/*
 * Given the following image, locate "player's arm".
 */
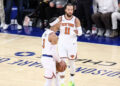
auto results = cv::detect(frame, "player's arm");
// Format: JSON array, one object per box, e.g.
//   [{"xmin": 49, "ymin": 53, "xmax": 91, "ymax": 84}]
[
  {"xmin": 74, "ymin": 18, "xmax": 82, "ymax": 36},
  {"xmin": 48, "ymin": 32, "xmax": 61, "ymax": 62},
  {"xmin": 49, "ymin": 16, "xmax": 62, "ymax": 31},
  {"xmin": 50, "ymin": 23, "xmax": 60, "ymax": 33}
]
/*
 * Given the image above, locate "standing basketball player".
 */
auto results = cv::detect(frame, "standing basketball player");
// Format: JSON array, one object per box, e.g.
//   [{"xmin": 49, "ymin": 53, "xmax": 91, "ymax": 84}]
[
  {"xmin": 41, "ymin": 18, "xmax": 63, "ymax": 86},
  {"xmin": 50, "ymin": 3, "xmax": 82, "ymax": 86}
]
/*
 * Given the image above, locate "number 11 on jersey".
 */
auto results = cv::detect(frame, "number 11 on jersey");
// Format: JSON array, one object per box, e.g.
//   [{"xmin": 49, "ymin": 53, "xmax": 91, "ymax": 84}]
[{"xmin": 65, "ymin": 27, "xmax": 70, "ymax": 34}]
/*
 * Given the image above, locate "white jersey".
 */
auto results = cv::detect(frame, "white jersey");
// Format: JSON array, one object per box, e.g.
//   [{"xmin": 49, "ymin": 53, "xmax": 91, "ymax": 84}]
[
  {"xmin": 41, "ymin": 29, "xmax": 58, "ymax": 79},
  {"xmin": 42, "ymin": 29, "xmax": 56, "ymax": 55},
  {"xmin": 59, "ymin": 15, "xmax": 77, "ymax": 44}
]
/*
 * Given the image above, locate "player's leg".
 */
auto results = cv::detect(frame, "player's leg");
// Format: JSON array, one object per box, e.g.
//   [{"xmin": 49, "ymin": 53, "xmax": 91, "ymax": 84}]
[
  {"xmin": 68, "ymin": 60, "xmax": 76, "ymax": 86},
  {"xmin": 41, "ymin": 57, "xmax": 56, "ymax": 86},
  {"xmin": 45, "ymin": 79, "xmax": 52, "ymax": 86},
  {"xmin": 59, "ymin": 58, "xmax": 67, "ymax": 86},
  {"xmin": 54, "ymin": 72, "xmax": 60, "ymax": 86},
  {"xmin": 58, "ymin": 44, "xmax": 68, "ymax": 86},
  {"xmin": 68, "ymin": 43, "xmax": 77, "ymax": 86}
]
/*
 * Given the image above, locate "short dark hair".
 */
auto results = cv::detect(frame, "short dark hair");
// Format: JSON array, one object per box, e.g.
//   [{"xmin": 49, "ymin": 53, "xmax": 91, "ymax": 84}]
[{"xmin": 64, "ymin": 3, "xmax": 74, "ymax": 10}]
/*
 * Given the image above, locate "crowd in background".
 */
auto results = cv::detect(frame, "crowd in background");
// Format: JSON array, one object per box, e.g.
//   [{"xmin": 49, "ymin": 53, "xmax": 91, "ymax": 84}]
[{"xmin": 0, "ymin": 0, "xmax": 120, "ymax": 38}]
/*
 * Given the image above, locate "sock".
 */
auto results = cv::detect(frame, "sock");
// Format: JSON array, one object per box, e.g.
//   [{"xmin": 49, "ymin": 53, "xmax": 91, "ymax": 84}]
[
  {"xmin": 45, "ymin": 79, "xmax": 52, "ymax": 86},
  {"xmin": 60, "ymin": 78, "xmax": 65, "ymax": 85},
  {"xmin": 59, "ymin": 70, "xmax": 65, "ymax": 85},
  {"xmin": 69, "ymin": 60, "xmax": 75, "ymax": 83},
  {"xmin": 55, "ymin": 73, "xmax": 60, "ymax": 86},
  {"xmin": 70, "ymin": 74, "xmax": 75, "ymax": 83}
]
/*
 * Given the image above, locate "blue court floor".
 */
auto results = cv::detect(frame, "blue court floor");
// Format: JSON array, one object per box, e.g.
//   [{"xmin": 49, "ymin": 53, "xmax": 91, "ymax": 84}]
[{"xmin": 0, "ymin": 24, "xmax": 120, "ymax": 46}]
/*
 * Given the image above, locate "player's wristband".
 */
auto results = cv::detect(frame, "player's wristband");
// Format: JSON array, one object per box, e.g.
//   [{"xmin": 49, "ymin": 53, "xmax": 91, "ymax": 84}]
[
  {"xmin": 49, "ymin": 18, "xmax": 59, "ymax": 26},
  {"xmin": 77, "ymin": 26, "xmax": 82, "ymax": 36}
]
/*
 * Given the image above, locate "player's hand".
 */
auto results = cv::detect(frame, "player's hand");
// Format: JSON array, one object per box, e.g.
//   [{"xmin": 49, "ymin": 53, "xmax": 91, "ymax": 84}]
[
  {"xmin": 49, "ymin": 2, "xmax": 55, "ymax": 7},
  {"xmin": 74, "ymin": 29, "xmax": 78, "ymax": 35},
  {"xmin": 56, "ymin": 60, "xmax": 64, "ymax": 66},
  {"xmin": 56, "ymin": 60, "xmax": 65, "ymax": 66}
]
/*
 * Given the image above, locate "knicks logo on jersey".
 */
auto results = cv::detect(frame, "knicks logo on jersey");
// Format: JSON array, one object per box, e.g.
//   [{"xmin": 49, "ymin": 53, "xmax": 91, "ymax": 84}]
[{"xmin": 61, "ymin": 23, "xmax": 75, "ymax": 27}]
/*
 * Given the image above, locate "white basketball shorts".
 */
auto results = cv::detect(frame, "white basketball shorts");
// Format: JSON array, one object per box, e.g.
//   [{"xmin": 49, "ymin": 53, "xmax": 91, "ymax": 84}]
[
  {"xmin": 58, "ymin": 42, "xmax": 77, "ymax": 60},
  {"xmin": 41, "ymin": 56, "xmax": 56, "ymax": 79}
]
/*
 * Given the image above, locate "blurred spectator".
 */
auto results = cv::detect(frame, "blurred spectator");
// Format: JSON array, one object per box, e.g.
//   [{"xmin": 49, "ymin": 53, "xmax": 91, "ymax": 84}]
[
  {"xmin": 24, "ymin": 0, "xmax": 68, "ymax": 29},
  {"xmin": 92, "ymin": 0, "xmax": 118, "ymax": 37},
  {"xmin": 4, "ymin": 0, "xmax": 23, "ymax": 30},
  {"xmin": 0, "ymin": 0, "xmax": 5, "ymax": 28},
  {"xmin": 110, "ymin": 0, "xmax": 120, "ymax": 37},
  {"xmin": 29, "ymin": 0, "xmax": 68, "ymax": 28},
  {"xmin": 75, "ymin": 0, "xmax": 93, "ymax": 36},
  {"xmin": 26, "ymin": 0, "xmax": 50, "ymax": 28},
  {"xmin": 35, "ymin": 0, "xmax": 50, "ymax": 28},
  {"xmin": 46, "ymin": 0, "xmax": 68, "ymax": 19},
  {"xmin": 28, "ymin": 0, "xmax": 39, "ymax": 9}
]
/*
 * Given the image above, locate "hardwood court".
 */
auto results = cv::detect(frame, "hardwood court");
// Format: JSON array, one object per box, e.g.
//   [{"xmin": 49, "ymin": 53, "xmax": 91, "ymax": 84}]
[{"xmin": 0, "ymin": 33, "xmax": 120, "ymax": 86}]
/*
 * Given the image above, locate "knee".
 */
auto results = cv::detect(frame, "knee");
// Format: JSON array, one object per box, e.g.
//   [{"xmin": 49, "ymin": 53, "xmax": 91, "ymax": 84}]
[
  {"xmin": 101, "ymin": 14, "xmax": 108, "ymax": 22},
  {"xmin": 112, "ymin": 12, "xmax": 119, "ymax": 19},
  {"xmin": 101, "ymin": 14, "xmax": 106, "ymax": 20},
  {"xmin": 92, "ymin": 13, "xmax": 100, "ymax": 22},
  {"xmin": 69, "ymin": 60, "xmax": 75, "ymax": 68}
]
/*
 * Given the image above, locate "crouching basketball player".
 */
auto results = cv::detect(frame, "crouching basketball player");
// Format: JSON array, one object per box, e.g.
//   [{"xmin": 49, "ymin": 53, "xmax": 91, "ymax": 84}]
[
  {"xmin": 41, "ymin": 18, "xmax": 65, "ymax": 86},
  {"xmin": 49, "ymin": 3, "xmax": 83, "ymax": 86}
]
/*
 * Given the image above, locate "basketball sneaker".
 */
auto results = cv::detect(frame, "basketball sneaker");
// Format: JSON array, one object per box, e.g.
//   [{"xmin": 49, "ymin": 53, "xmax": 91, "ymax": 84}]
[
  {"xmin": 104, "ymin": 29, "xmax": 111, "ymax": 37},
  {"xmin": 0, "ymin": 23, "xmax": 4, "ymax": 28},
  {"xmin": 61, "ymin": 83, "xmax": 65, "ymax": 86},
  {"xmin": 17, "ymin": 24, "xmax": 22, "ymax": 30},
  {"xmin": 68, "ymin": 81, "xmax": 75, "ymax": 86},
  {"xmin": 85, "ymin": 30, "xmax": 91, "ymax": 37},
  {"xmin": 3, "ymin": 24, "xmax": 9, "ymax": 30},
  {"xmin": 97, "ymin": 28, "xmax": 104, "ymax": 36}
]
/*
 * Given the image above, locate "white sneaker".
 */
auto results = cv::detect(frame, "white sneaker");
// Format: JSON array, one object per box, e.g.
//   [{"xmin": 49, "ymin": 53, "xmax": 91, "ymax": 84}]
[
  {"xmin": 3, "ymin": 24, "xmax": 9, "ymax": 30},
  {"xmin": 17, "ymin": 24, "xmax": 22, "ymax": 30},
  {"xmin": 85, "ymin": 30, "xmax": 91, "ymax": 37},
  {"xmin": 86, "ymin": 30, "xmax": 91, "ymax": 34},
  {"xmin": 97, "ymin": 29, "xmax": 104, "ymax": 36},
  {"xmin": 0, "ymin": 23, "xmax": 4, "ymax": 28},
  {"xmin": 104, "ymin": 29, "xmax": 111, "ymax": 37}
]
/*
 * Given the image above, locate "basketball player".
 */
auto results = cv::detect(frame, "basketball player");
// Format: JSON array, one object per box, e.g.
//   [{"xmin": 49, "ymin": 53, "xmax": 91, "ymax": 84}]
[
  {"xmin": 49, "ymin": 3, "xmax": 82, "ymax": 86},
  {"xmin": 41, "ymin": 18, "xmax": 64, "ymax": 86}
]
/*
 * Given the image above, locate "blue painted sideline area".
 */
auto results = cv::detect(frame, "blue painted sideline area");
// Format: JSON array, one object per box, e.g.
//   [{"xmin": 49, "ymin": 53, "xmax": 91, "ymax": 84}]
[{"xmin": 0, "ymin": 25, "xmax": 120, "ymax": 46}]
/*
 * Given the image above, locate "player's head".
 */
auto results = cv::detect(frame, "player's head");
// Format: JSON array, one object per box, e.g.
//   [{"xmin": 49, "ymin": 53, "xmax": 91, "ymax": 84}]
[{"xmin": 64, "ymin": 3, "xmax": 74, "ymax": 17}]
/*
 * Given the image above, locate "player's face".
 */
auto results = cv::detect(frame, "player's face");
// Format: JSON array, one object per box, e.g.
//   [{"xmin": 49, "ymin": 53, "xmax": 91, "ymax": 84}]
[{"xmin": 65, "ymin": 6, "xmax": 74, "ymax": 17}]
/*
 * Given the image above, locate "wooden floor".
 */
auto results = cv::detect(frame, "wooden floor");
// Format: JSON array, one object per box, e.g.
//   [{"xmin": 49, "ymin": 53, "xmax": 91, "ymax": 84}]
[{"xmin": 0, "ymin": 33, "xmax": 120, "ymax": 86}]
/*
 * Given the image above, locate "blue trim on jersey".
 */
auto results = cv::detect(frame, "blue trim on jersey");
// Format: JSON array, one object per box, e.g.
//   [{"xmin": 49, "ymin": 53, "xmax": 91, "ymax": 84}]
[{"xmin": 42, "ymin": 54, "xmax": 53, "ymax": 58}]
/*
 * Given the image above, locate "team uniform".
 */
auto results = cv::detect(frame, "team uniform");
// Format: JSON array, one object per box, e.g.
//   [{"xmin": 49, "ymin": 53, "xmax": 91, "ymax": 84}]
[
  {"xmin": 41, "ymin": 29, "xmax": 57, "ymax": 79},
  {"xmin": 58, "ymin": 15, "xmax": 78, "ymax": 60}
]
